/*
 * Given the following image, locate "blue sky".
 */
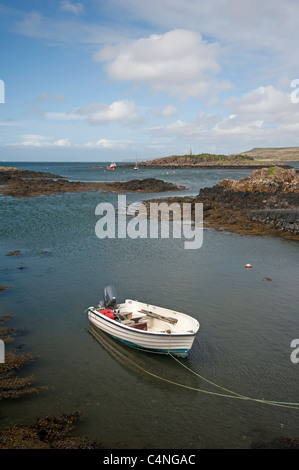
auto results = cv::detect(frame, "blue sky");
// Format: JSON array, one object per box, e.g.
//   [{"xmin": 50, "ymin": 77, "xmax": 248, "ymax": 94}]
[{"xmin": 1, "ymin": 0, "xmax": 299, "ymax": 161}]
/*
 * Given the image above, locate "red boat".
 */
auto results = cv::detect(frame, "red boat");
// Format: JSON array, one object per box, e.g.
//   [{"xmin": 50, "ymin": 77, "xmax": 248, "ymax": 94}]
[{"xmin": 107, "ymin": 162, "xmax": 117, "ymax": 170}]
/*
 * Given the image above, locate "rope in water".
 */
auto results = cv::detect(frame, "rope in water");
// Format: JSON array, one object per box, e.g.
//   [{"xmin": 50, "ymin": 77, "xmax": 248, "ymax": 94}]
[
  {"xmin": 169, "ymin": 353, "xmax": 299, "ymax": 409},
  {"xmin": 115, "ymin": 343, "xmax": 299, "ymax": 410},
  {"xmin": 86, "ymin": 309, "xmax": 299, "ymax": 410}
]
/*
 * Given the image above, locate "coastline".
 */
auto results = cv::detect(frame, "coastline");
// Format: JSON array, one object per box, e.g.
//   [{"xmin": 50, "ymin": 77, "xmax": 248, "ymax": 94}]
[
  {"xmin": 143, "ymin": 167, "xmax": 299, "ymax": 240},
  {"xmin": 137, "ymin": 163, "xmax": 294, "ymax": 170},
  {"xmin": 0, "ymin": 167, "xmax": 185, "ymax": 198},
  {"xmin": 1, "ymin": 164, "xmax": 298, "ymax": 240},
  {"xmin": 135, "ymin": 152, "xmax": 295, "ymax": 170}
]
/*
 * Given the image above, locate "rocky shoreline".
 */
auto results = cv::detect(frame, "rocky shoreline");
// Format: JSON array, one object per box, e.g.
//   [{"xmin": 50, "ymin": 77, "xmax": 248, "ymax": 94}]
[
  {"xmin": 0, "ymin": 167, "xmax": 185, "ymax": 198},
  {"xmin": 138, "ymin": 153, "xmax": 294, "ymax": 170},
  {"xmin": 145, "ymin": 167, "xmax": 299, "ymax": 240},
  {"xmin": 139, "ymin": 163, "xmax": 293, "ymax": 170}
]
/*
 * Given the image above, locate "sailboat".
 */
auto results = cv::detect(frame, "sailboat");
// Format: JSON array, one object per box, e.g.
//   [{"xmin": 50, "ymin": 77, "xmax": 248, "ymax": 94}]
[{"xmin": 134, "ymin": 154, "xmax": 139, "ymax": 170}]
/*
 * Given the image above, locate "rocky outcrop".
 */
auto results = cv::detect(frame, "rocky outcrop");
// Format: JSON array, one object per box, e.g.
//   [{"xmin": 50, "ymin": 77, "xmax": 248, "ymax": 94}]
[
  {"xmin": 217, "ymin": 166, "xmax": 299, "ymax": 194},
  {"xmin": 195, "ymin": 168, "xmax": 299, "ymax": 238},
  {"xmin": 145, "ymin": 167, "xmax": 299, "ymax": 240},
  {"xmin": 0, "ymin": 167, "xmax": 185, "ymax": 198},
  {"xmin": 100, "ymin": 178, "xmax": 185, "ymax": 193}
]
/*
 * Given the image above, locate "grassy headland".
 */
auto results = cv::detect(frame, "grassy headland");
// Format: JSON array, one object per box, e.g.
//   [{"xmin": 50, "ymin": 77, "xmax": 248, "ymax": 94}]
[{"xmin": 140, "ymin": 152, "xmax": 292, "ymax": 168}]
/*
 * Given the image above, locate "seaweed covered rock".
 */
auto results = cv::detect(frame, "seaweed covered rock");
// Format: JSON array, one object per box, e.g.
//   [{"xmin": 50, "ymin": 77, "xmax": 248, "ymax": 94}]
[
  {"xmin": 0, "ymin": 412, "xmax": 102, "ymax": 449},
  {"xmin": 101, "ymin": 178, "xmax": 185, "ymax": 193},
  {"xmin": 0, "ymin": 315, "xmax": 48, "ymax": 400},
  {"xmin": 0, "ymin": 166, "xmax": 185, "ymax": 198},
  {"xmin": 218, "ymin": 167, "xmax": 299, "ymax": 194}
]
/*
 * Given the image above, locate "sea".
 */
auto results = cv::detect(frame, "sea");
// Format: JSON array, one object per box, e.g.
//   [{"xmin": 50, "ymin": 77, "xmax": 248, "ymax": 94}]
[{"xmin": 0, "ymin": 161, "xmax": 298, "ymax": 449}]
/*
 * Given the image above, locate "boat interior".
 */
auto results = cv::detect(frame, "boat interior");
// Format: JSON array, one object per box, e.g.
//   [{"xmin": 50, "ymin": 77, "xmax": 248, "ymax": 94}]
[{"xmin": 96, "ymin": 286, "xmax": 197, "ymax": 335}]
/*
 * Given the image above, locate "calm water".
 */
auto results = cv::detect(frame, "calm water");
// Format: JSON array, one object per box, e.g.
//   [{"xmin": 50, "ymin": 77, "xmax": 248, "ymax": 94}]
[{"xmin": 0, "ymin": 162, "xmax": 298, "ymax": 449}]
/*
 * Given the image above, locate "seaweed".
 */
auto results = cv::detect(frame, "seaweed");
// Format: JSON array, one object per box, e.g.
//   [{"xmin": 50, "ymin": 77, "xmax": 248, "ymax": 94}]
[{"xmin": 0, "ymin": 412, "xmax": 102, "ymax": 449}]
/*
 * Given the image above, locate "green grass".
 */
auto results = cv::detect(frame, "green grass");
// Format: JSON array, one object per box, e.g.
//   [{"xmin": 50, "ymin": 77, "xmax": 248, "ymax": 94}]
[{"xmin": 156, "ymin": 153, "xmax": 254, "ymax": 162}]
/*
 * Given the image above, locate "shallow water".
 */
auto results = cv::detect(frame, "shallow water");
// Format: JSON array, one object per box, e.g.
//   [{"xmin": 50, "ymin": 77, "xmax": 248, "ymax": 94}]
[{"xmin": 0, "ymin": 162, "xmax": 298, "ymax": 449}]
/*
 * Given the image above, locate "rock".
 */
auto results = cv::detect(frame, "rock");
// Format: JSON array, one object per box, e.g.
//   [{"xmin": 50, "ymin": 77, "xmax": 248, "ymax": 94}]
[
  {"xmin": 5, "ymin": 251, "xmax": 22, "ymax": 256},
  {"xmin": 144, "ymin": 167, "xmax": 299, "ymax": 240},
  {"xmin": 0, "ymin": 167, "xmax": 185, "ymax": 198}
]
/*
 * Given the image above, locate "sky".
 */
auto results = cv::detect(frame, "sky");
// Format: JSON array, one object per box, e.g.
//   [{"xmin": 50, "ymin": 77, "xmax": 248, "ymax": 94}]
[{"xmin": 0, "ymin": 0, "xmax": 299, "ymax": 162}]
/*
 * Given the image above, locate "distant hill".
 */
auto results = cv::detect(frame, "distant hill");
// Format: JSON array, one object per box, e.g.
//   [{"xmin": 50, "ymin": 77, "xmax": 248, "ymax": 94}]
[
  {"xmin": 142, "ymin": 153, "xmax": 256, "ymax": 167},
  {"xmin": 141, "ymin": 152, "xmax": 291, "ymax": 168},
  {"xmin": 240, "ymin": 147, "xmax": 299, "ymax": 161}
]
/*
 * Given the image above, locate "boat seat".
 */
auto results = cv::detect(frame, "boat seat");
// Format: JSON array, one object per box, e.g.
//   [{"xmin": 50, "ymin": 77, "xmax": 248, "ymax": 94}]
[
  {"xmin": 131, "ymin": 317, "xmax": 144, "ymax": 323},
  {"xmin": 122, "ymin": 319, "xmax": 135, "ymax": 327}
]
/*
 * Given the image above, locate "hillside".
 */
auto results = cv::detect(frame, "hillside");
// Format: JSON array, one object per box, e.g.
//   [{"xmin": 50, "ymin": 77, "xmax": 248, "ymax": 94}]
[
  {"xmin": 141, "ymin": 153, "xmax": 290, "ymax": 168},
  {"xmin": 240, "ymin": 147, "xmax": 299, "ymax": 161}
]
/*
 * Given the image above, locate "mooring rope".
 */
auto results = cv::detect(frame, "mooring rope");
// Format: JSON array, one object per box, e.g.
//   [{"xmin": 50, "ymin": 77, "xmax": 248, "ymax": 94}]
[
  {"xmin": 168, "ymin": 354, "xmax": 299, "ymax": 409},
  {"xmin": 114, "ymin": 343, "xmax": 299, "ymax": 410},
  {"xmin": 86, "ymin": 310, "xmax": 299, "ymax": 410}
]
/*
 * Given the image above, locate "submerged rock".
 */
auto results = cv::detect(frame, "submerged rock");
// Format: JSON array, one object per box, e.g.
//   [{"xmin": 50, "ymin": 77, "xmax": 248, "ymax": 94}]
[
  {"xmin": 0, "ymin": 317, "xmax": 102, "ymax": 449},
  {"xmin": 0, "ymin": 412, "xmax": 102, "ymax": 449}
]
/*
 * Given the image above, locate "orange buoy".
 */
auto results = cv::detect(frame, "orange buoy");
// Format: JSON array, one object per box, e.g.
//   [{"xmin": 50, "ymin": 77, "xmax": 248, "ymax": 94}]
[{"xmin": 245, "ymin": 264, "xmax": 252, "ymax": 269}]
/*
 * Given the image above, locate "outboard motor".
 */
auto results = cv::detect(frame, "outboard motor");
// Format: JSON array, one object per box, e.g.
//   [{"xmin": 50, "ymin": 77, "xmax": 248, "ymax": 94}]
[{"xmin": 103, "ymin": 285, "xmax": 117, "ymax": 309}]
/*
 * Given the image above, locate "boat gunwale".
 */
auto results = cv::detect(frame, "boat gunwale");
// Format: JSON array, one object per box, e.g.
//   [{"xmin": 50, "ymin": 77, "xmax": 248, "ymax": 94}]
[{"xmin": 88, "ymin": 308, "xmax": 199, "ymax": 338}]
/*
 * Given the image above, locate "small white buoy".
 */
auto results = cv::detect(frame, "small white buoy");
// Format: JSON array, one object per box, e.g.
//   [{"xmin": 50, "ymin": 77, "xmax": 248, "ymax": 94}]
[{"xmin": 245, "ymin": 263, "xmax": 252, "ymax": 269}]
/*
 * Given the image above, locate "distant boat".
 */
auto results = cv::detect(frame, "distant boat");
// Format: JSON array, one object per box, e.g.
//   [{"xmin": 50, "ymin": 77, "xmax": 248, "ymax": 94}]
[
  {"xmin": 85, "ymin": 285, "xmax": 200, "ymax": 358},
  {"xmin": 134, "ymin": 154, "xmax": 139, "ymax": 170},
  {"xmin": 107, "ymin": 162, "xmax": 117, "ymax": 170}
]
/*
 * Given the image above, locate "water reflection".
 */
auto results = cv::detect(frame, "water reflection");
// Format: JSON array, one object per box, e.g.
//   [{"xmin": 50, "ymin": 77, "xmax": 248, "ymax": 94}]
[{"xmin": 87, "ymin": 321, "xmax": 204, "ymax": 394}]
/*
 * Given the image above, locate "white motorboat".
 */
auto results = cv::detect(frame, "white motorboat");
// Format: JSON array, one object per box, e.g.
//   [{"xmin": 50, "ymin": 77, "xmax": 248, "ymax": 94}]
[{"xmin": 85, "ymin": 286, "xmax": 199, "ymax": 358}]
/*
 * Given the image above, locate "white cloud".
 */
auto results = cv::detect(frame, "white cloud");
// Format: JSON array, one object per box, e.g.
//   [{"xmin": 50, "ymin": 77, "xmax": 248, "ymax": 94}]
[
  {"xmin": 94, "ymin": 29, "xmax": 231, "ymax": 100},
  {"xmin": 101, "ymin": 0, "xmax": 299, "ymax": 83},
  {"xmin": 53, "ymin": 138, "xmax": 72, "ymax": 147},
  {"xmin": 60, "ymin": 1, "xmax": 84, "ymax": 15},
  {"xmin": 223, "ymin": 85, "xmax": 299, "ymax": 129},
  {"xmin": 159, "ymin": 105, "xmax": 178, "ymax": 117},
  {"xmin": 76, "ymin": 100, "xmax": 142, "ymax": 125},
  {"xmin": 149, "ymin": 84, "xmax": 299, "ymax": 148},
  {"xmin": 107, "ymin": 0, "xmax": 299, "ymax": 54},
  {"xmin": 38, "ymin": 100, "xmax": 143, "ymax": 126},
  {"xmin": 7, "ymin": 134, "xmax": 131, "ymax": 150},
  {"xmin": 15, "ymin": 134, "xmax": 50, "ymax": 147},
  {"xmin": 212, "ymin": 119, "xmax": 265, "ymax": 137},
  {"xmin": 8, "ymin": 134, "xmax": 72, "ymax": 148},
  {"xmin": 84, "ymin": 139, "xmax": 132, "ymax": 149}
]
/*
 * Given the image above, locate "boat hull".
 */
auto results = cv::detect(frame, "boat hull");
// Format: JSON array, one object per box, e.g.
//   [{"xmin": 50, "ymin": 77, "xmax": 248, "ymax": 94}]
[{"xmin": 88, "ymin": 307, "xmax": 198, "ymax": 358}]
